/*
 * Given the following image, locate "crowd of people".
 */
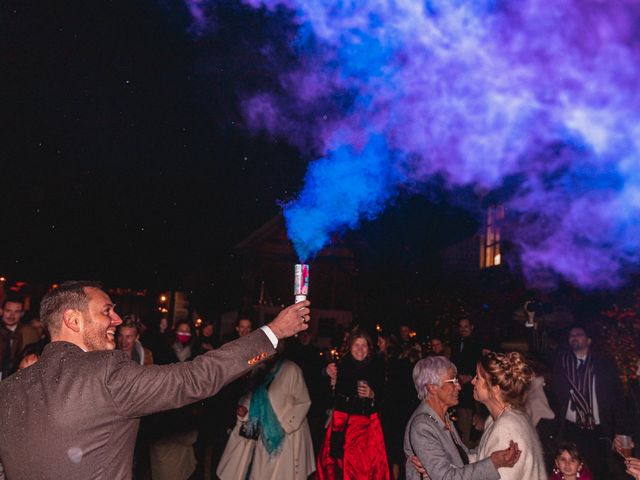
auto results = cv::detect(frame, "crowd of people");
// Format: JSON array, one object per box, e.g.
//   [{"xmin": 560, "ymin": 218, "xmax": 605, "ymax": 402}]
[{"xmin": 1, "ymin": 285, "xmax": 640, "ymax": 479}]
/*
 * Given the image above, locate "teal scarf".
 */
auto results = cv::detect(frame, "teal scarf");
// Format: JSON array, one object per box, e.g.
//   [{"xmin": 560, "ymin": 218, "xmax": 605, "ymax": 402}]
[{"xmin": 245, "ymin": 359, "xmax": 285, "ymax": 455}]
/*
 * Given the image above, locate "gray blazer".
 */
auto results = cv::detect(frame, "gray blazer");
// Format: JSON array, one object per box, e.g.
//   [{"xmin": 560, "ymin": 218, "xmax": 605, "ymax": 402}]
[
  {"xmin": 404, "ymin": 402, "xmax": 500, "ymax": 480},
  {"xmin": 0, "ymin": 329, "xmax": 275, "ymax": 480}
]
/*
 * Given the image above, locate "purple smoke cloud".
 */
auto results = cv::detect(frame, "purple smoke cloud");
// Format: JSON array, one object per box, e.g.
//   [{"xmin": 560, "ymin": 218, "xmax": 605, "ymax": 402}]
[{"xmin": 187, "ymin": 0, "xmax": 640, "ymax": 288}]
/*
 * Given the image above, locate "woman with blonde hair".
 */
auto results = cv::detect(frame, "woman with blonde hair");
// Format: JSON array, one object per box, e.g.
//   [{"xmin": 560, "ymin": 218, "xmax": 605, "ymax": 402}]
[{"xmin": 473, "ymin": 351, "xmax": 547, "ymax": 480}]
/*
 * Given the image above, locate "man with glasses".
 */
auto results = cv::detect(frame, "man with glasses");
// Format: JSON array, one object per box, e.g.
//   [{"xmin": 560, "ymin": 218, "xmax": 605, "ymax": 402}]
[{"xmin": 551, "ymin": 324, "xmax": 629, "ymax": 478}]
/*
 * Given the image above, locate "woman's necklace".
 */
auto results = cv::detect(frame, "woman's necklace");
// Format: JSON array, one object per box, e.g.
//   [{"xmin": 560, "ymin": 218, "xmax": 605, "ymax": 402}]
[{"xmin": 496, "ymin": 403, "xmax": 511, "ymax": 419}]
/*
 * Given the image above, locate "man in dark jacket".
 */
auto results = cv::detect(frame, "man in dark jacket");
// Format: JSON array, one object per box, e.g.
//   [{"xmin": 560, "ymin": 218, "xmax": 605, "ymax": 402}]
[
  {"xmin": 0, "ymin": 294, "xmax": 40, "ymax": 378},
  {"xmin": 0, "ymin": 280, "xmax": 310, "ymax": 480},
  {"xmin": 451, "ymin": 317, "xmax": 486, "ymax": 447},
  {"xmin": 550, "ymin": 324, "xmax": 629, "ymax": 478}
]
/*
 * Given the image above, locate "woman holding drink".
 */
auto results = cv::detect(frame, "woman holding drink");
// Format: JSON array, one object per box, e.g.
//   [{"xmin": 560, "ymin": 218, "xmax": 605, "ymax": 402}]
[
  {"xmin": 317, "ymin": 329, "xmax": 389, "ymax": 479},
  {"xmin": 614, "ymin": 434, "xmax": 639, "ymax": 478}
]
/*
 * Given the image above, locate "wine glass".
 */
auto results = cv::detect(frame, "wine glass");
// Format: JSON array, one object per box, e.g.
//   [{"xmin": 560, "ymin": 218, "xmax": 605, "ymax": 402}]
[{"xmin": 619, "ymin": 435, "xmax": 634, "ymax": 459}]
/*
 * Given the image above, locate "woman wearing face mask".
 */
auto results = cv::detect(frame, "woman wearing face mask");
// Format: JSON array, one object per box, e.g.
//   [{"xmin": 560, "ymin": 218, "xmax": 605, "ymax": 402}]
[
  {"xmin": 171, "ymin": 321, "xmax": 199, "ymax": 362},
  {"xmin": 317, "ymin": 328, "xmax": 389, "ymax": 479},
  {"xmin": 148, "ymin": 321, "xmax": 201, "ymax": 480}
]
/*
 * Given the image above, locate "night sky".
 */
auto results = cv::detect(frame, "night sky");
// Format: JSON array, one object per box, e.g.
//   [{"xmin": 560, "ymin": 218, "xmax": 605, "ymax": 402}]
[{"xmin": 0, "ymin": 0, "xmax": 476, "ymax": 310}]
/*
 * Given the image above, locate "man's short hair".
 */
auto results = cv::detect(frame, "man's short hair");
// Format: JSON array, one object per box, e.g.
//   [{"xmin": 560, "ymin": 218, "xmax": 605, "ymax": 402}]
[
  {"xmin": 2, "ymin": 293, "xmax": 24, "ymax": 309},
  {"xmin": 40, "ymin": 281, "xmax": 102, "ymax": 336},
  {"xmin": 567, "ymin": 323, "xmax": 592, "ymax": 339}
]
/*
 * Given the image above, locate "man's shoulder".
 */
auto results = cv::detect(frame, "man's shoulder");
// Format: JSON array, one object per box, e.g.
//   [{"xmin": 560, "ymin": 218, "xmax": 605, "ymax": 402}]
[
  {"xmin": 82, "ymin": 349, "xmax": 135, "ymax": 374},
  {"xmin": 0, "ymin": 355, "xmax": 45, "ymax": 395},
  {"xmin": 40, "ymin": 342, "xmax": 131, "ymax": 373},
  {"xmin": 0, "ymin": 369, "xmax": 19, "ymax": 394},
  {"xmin": 591, "ymin": 352, "xmax": 619, "ymax": 371},
  {"xmin": 0, "ymin": 325, "xmax": 12, "ymax": 340},
  {"xmin": 591, "ymin": 350, "xmax": 613, "ymax": 362}
]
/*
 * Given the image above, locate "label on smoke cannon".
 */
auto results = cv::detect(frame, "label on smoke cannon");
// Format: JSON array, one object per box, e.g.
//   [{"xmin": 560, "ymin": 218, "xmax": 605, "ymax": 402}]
[{"xmin": 294, "ymin": 264, "xmax": 309, "ymax": 302}]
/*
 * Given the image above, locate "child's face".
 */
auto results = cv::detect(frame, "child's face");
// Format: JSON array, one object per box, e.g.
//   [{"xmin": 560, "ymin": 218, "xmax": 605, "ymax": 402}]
[{"xmin": 556, "ymin": 450, "xmax": 581, "ymax": 477}]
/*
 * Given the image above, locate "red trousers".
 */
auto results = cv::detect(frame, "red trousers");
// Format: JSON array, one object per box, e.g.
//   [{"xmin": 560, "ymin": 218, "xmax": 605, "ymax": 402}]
[{"xmin": 317, "ymin": 410, "xmax": 389, "ymax": 480}]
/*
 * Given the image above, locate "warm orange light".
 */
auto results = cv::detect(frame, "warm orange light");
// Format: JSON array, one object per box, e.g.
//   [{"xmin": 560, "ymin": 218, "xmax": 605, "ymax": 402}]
[
  {"xmin": 160, "ymin": 295, "xmax": 167, "ymax": 303},
  {"xmin": 195, "ymin": 318, "xmax": 203, "ymax": 328},
  {"xmin": 494, "ymin": 254, "xmax": 501, "ymax": 265},
  {"xmin": 0, "ymin": 277, "xmax": 5, "ymax": 282},
  {"xmin": 409, "ymin": 330, "xmax": 417, "ymax": 338},
  {"xmin": 375, "ymin": 324, "xmax": 382, "ymax": 333}
]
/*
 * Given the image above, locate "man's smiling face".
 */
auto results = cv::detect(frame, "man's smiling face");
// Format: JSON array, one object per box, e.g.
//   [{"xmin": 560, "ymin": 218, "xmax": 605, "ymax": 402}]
[{"xmin": 81, "ymin": 287, "xmax": 122, "ymax": 351}]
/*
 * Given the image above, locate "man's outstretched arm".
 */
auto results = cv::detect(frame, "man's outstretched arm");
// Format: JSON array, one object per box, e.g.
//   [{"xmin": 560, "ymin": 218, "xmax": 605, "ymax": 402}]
[{"xmin": 108, "ymin": 300, "xmax": 310, "ymax": 418}]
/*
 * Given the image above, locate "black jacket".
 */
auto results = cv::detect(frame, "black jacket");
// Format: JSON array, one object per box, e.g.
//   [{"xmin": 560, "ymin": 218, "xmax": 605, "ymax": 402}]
[
  {"xmin": 451, "ymin": 334, "xmax": 485, "ymax": 409},
  {"xmin": 334, "ymin": 354, "xmax": 385, "ymax": 415},
  {"xmin": 550, "ymin": 350, "xmax": 629, "ymax": 439}
]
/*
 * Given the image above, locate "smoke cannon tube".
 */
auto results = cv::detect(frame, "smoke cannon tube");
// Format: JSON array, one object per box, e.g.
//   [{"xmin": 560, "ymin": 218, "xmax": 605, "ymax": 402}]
[{"xmin": 294, "ymin": 264, "xmax": 309, "ymax": 304}]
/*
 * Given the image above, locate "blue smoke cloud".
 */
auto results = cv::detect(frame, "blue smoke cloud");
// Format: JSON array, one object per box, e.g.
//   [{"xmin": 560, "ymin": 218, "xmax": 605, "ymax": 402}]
[
  {"xmin": 284, "ymin": 135, "xmax": 405, "ymax": 261},
  {"xmin": 187, "ymin": 0, "xmax": 640, "ymax": 288}
]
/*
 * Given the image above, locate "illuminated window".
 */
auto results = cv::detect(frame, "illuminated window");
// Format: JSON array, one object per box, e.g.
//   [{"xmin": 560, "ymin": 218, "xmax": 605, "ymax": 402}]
[{"xmin": 480, "ymin": 204, "xmax": 504, "ymax": 269}]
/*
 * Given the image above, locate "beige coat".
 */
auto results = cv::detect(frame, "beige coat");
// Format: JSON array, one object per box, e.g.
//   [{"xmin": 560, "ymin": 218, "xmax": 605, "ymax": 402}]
[
  {"xmin": 477, "ymin": 409, "xmax": 548, "ymax": 480},
  {"xmin": 217, "ymin": 359, "xmax": 316, "ymax": 480}
]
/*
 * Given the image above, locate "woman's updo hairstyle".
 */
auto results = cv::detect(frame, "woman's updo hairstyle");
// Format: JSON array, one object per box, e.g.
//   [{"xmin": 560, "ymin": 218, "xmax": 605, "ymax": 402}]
[{"xmin": 478, "ymin": 351, "xmax": 534, "ymax": 408}]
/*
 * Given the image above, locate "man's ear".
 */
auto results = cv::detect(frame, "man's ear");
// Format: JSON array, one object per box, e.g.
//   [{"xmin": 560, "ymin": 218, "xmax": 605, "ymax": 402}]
[{"xmin": 62, "ymin": 309, "xmax": 82, "ymax": 333}]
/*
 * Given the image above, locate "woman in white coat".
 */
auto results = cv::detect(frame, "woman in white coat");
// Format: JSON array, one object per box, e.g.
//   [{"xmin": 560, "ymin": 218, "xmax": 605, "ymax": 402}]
[
  {"xmin": 217, "ymin": 356, "xmax": 316, "ymax": 480},
  {"xmin": 473, "ymin": 351, "xmax": 547, "ymax": 480}
]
